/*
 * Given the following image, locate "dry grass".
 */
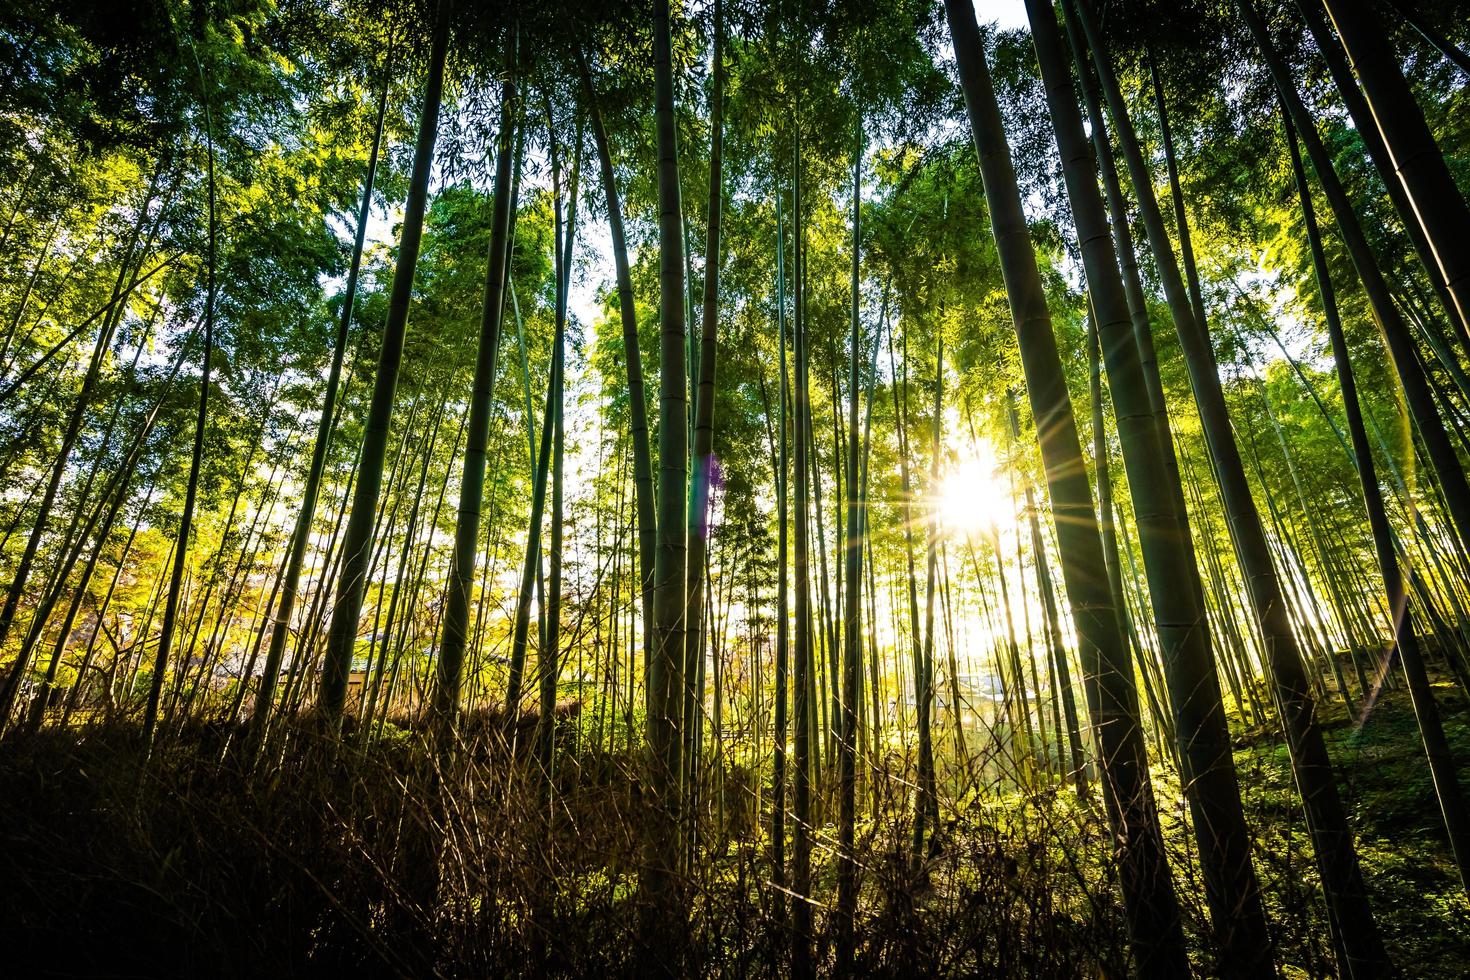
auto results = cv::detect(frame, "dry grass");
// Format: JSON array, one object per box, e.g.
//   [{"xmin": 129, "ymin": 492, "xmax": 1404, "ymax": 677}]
[
  {"xmin": 0, "ymin": 716, "xmax": 1115, "ymax": 978},
  {"xmin": 2, "ymin": 680, "xmax": 1468, "ymax": 977}
]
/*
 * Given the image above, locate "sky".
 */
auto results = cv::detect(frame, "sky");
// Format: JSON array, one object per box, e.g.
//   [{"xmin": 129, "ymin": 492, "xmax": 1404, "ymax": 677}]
[{"xmin": 978, "ymin": 0, "xmax": 1030, "ymax": 31}]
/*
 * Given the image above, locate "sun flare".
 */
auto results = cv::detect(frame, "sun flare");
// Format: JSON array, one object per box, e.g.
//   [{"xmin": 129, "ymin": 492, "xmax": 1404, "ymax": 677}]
[{"xmin": 936, "ymin": 441, "xmax": 1015, "ymax": 536}]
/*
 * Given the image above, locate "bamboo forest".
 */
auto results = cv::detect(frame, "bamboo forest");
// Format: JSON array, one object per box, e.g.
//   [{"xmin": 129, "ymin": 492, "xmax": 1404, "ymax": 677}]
[{"xmin": 4, "ymin": 0, "xmax": 1470, "ymax": 975}]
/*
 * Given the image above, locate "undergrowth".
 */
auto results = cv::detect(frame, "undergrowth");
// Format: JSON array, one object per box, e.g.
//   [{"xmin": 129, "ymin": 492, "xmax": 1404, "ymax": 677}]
[{"xmin": 0, "ymin": 681, "xmax": 1466, "ymax": 977}]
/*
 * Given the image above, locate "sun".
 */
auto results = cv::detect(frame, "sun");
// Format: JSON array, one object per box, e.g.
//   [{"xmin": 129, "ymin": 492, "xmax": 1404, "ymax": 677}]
[{"xmin": 936, "ymin": 441, "xmax": 1015, "ymax": 536}]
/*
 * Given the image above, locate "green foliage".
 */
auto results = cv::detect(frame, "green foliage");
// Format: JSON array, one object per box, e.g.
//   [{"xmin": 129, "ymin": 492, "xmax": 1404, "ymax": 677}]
[{"xmin": 2, "ymin": 0, "xmax": 1470, "ymax": 972}]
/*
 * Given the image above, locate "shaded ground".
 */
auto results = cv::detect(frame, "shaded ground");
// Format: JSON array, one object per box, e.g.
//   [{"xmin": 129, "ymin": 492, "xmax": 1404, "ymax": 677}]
[
  {"xmin": 1233, "ymin": 673, "xmax": 1470, "ymax": 977},
  {"xmin": 0, "ymin": 676, "xmax": 1466, "ymax": 977}
]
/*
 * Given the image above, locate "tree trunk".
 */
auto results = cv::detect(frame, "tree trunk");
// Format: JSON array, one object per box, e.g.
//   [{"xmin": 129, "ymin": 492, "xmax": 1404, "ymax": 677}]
[
  {"xmin": 540, "ymin": 106, "xmax": 579, "ymax": 789},
  {"xmin": 1076, "ymin": 2, "xmax": 1391, "ymax": 971},
  {"xmin": 915, "ymin": 342, "xmax": 942, "ymax": 854},
  {"xmin": 790, "ymin": 114, "xmax": 814, "ymax": 980},
  {"xmin": 889, "ymin": 324, "xmax": 930, "ymax": 858},
  {"xmin": 580, "ymin": 51, "xmax": 657, "ymax": 666},
  {"xmin": 646, "ymin": 0, "xmax": 690, "ymax": 919},
  {"xmin": 433, "ymin": 70, "xmax": 518, "ymax": 731},
  {"xmin": 946, "ymin": 2, "xmax": 1189, "ymax": 972},
  {"xmin": 254, "ymin": 44, "xmax": 392, "ymax": 738},
  {"xmin": 1025, "ymin": 469, "xmax": 1086, "ymax": 793},
  {"xmin": 836, "ymin": 107, "xmax": 864, "ymax": 968},
  {"xmin": 319, "ymin": 0, "xmax": 452, "ymax": 721},
  {"xmin": 1316, "ymin": 0, "xmax": 1470, "ymax": 344},
  {"xmin": 1388, "ymin": 0, "xmax": 1470, "ymax": 75},
  {"xmin": 1239, "ymin": 0, "xmax": 1470, "ymax": 564},
  {"xmin": 771, "ymin": 172, "xmax": 790, "ymax": 914},
  {"xmin": 1287, "ymin": 110, "xmax": 1470, "ymax": 897},
  {"xmin": 1292, "ymin": 1, "xmax": 1468, "ymax": 353},
  {"xmin": 143, "ymin": 105, "xmax": 217, "ymax": 749},
  {"xmin": 683, "ymin": 0, "xmax": 725, "ymax": 820},
  {"xmin": 0, "ymin": 173, "xmax": 163, "ymax": 657}
]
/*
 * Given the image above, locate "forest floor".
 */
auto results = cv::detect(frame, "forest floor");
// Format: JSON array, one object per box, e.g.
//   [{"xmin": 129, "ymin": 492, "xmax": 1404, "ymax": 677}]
[
  {"xmin": 0, "ymin": 675, "xmax": 1467, "ymax": 978},
  {"xmin": 1234, "ymin": 678, "xmax": 1470, "ymax": 975},
  {"xmin": 1231, "ymin": 674, "xmax": 1470, "ymax": 977}
]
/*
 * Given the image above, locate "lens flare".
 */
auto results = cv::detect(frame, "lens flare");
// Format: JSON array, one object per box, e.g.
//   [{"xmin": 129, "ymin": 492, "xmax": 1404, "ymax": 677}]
[{"xmin": 936, "ymin": 441, "xmax": 1014, "ymax": 535}]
